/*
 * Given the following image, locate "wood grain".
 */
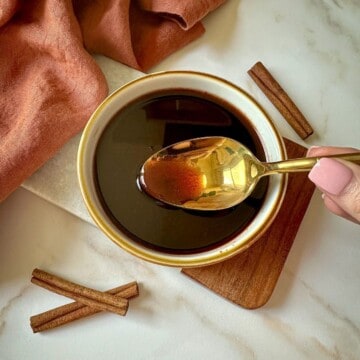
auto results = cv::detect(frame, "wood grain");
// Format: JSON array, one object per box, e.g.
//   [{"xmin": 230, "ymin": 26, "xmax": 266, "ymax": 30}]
[{"xmin": 182, "ymin": 138, "xmax": 315, "ymax": 309}]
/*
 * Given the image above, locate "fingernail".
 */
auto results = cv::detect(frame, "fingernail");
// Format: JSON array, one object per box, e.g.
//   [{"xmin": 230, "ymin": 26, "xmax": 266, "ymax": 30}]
[{"xmin": 308, "ymin": 158, "xmax": 353, "ymax": 195}]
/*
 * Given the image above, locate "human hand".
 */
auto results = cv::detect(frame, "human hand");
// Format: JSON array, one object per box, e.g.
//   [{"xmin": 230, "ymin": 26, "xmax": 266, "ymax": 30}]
[{"xmin": 307, "ymin": 146, "xmax": 360, "ymax": 224}]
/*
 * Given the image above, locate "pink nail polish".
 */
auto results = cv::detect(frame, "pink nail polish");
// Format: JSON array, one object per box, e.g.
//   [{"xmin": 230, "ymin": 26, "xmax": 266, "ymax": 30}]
[{"xmin": 308, "ymin": 158, "xmax": 353, "ymax": 195}]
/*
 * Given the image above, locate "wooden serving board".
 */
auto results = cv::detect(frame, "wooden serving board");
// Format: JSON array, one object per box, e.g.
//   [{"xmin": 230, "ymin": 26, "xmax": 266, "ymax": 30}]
[{"xmin": 182, "ymin": 138, "xmax": 315, "ymax": 309}]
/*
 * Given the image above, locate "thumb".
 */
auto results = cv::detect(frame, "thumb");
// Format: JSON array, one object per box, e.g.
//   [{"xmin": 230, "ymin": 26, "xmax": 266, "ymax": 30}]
[{"xmin": 308, "ymin": 157, "xmax": 360, "ymax": 223}]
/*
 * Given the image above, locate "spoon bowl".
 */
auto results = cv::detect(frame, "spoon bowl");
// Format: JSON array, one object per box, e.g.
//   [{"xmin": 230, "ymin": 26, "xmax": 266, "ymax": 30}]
[{"xmin": 139, "ymin": 136, "xmax": 360, "ymax": 211}]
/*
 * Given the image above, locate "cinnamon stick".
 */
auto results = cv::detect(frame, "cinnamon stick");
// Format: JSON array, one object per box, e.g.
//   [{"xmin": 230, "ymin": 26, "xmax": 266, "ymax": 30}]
[
  {"xmin": 31, "ymin": 269, "xmax": 128, "ymax": 316},
  {"xmin": 248, "ymin": 61, "xmax": 314, "ymax": 140},
  {"xmin": 30, "ymin": 281, "xmax": 139, "ymax": 333}
]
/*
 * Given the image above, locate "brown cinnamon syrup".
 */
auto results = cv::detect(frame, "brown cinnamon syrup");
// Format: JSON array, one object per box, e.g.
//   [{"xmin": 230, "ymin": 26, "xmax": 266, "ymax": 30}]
[
  {"xmin": 142, "ymin": 157, "xmax": 205, "ymax": 205},
  {"xmin": 94, "ymin": 89, "xmax": 268, "ymax": 253}
]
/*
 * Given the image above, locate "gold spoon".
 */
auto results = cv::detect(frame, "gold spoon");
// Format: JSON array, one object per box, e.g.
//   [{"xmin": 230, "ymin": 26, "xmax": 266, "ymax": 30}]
[{"xmin": 139, "ymin": 136, "xmax": 360, "ymax": 211}]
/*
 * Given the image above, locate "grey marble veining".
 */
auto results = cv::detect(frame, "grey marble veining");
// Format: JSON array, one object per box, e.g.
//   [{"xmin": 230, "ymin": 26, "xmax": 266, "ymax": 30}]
[{"xmin": 2, "ymin": 0, "xmax": 360, "ymax": 358}]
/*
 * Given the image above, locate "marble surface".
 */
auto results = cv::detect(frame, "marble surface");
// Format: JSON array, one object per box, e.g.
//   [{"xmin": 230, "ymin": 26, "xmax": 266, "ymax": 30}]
[{"xmin": 1, "ymin": 0, "xmax": 360, "ymax": 359}]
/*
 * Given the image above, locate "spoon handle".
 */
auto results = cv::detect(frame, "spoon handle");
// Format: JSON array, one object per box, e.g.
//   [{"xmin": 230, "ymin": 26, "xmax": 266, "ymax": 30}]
[{"xmin": 265, "ymin": 152, "xmax": 360, "ymax": 174}]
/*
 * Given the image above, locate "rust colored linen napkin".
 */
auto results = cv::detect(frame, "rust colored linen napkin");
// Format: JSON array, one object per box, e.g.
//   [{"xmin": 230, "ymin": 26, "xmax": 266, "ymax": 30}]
[{"xmin": 0, "ymin": 0, "xmax": 225, "ymax": 202}]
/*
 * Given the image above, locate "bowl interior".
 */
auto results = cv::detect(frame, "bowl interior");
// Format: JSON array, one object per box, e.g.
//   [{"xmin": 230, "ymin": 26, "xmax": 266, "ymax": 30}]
[{"xmin": 78, "ymin": 71, "xmax": 287, "ymax": 267}]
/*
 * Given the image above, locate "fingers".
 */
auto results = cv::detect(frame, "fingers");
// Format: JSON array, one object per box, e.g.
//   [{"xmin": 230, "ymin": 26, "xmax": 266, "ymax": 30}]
[
  {"xmin": 307, "ymin": 146, "xmax": 358, "ymax": 157},
  {"xmin": 307, "ymin": 146, "xmax": 360, "ymax": 224},
  {"xmin": 323, "ymin": 194, "xmax": 360, "ymax": 224}
]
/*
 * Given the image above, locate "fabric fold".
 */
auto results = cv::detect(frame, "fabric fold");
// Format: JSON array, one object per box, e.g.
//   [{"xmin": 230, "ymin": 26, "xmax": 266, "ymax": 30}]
[
  {"xmin": 0, "ymin": 0, "xmax": 226, "ymax": 202},
  {"xmin": 138, "ymin": 0, "xmax": 226, "ymax": 30},
  {"xmin": 74, "ymin": 0, "xmax": 209, "ymax": 71},
  {"xmin": 0, "ymin": 0, "xmax": 108, "ymax": 201}
]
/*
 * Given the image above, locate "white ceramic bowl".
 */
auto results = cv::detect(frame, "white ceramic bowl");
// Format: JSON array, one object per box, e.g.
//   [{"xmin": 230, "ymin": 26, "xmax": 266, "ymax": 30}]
[{"xmin": 77, "ymin": 71, "xmax": 287, "ymax": 267}]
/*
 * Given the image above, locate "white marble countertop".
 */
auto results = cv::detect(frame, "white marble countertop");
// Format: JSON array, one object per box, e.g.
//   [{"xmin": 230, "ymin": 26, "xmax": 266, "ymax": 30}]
[{"xmin": 1, "ymin": 1, "xmax": 360, "ymax": 359}]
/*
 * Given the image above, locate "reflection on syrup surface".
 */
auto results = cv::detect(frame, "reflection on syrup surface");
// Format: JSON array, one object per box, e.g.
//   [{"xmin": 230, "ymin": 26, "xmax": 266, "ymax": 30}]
[
  {"xmin": 95, "ymin": 90, "xmax": 269, "ymax": 253},
  {"xmin": 142, "ymin": 157, "xmax": 205, "ymax": 205}
]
